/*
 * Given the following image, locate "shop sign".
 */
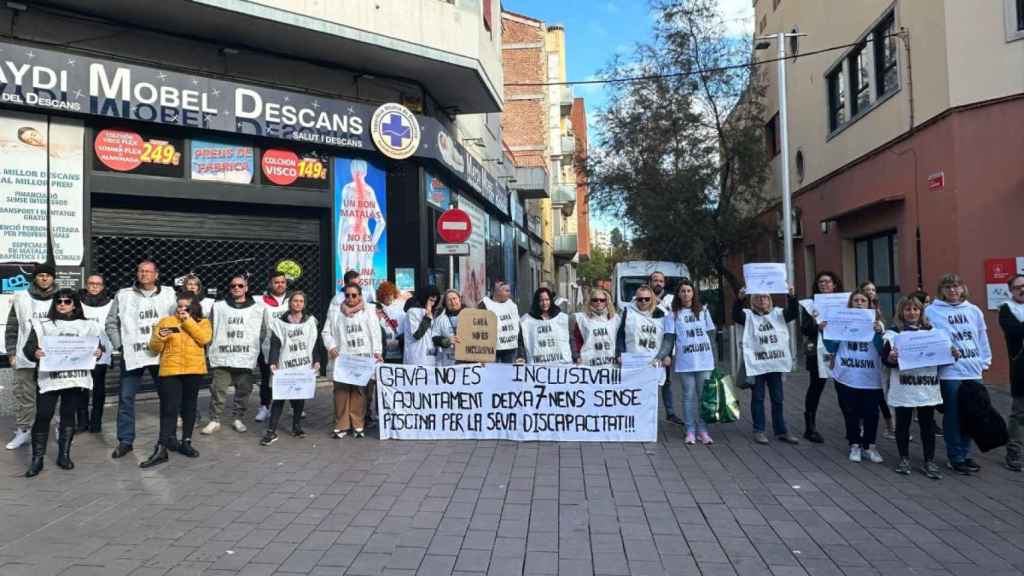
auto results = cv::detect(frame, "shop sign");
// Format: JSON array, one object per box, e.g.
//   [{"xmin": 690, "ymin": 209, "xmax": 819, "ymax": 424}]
[
  {"xmin": 333, "ymin": 157, "xmax": 388, "ymax": 296},
  {"xmin": 0, "ymin": 40, "xmax": 506, "ymax": 209},
  {"xmin": 93, "ymin": 128, "xmax": 184, "ymax": 177},
  {"xmin": 984, "ymin": 257, "xmax": 1024, "ymax": 310},
  {"xmin": 425, "ymin": 172, "xmax": 451, "ymax": 210},
  {"xmin": 0, "ymin": 111, "xmax": 84, "ymax": 265},
  {"xmin": 260, "ymin": 148, "xmax": 328, "ymax": 189},
  {"xmin": 191, "ymin": 140, "xmax": 254, "ymax": 184}
]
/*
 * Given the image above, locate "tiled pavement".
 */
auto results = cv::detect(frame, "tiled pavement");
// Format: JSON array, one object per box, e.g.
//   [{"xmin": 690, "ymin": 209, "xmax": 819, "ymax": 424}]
[{"xmin": 0, "ymin": 371, "xmax": 1022, "ymax": 576}]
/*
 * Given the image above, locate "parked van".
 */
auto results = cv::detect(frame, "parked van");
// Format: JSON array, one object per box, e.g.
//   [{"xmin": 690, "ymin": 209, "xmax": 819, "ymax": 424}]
[{"xmin": 613, "ymin": 261, "xmax": 690, "ymax": 310}]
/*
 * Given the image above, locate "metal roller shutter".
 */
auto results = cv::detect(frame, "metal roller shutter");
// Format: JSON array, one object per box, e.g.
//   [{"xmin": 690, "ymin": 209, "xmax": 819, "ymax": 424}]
[{"xmin": 91, "ymin": 208, "xmax": 319, "ymax": 242}]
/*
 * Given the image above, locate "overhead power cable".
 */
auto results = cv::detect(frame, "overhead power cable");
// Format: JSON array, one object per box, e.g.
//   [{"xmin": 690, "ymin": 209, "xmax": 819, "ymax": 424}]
[{"xmin": 505, "ymin": 33, "xmax": 902, "ymax": 87}]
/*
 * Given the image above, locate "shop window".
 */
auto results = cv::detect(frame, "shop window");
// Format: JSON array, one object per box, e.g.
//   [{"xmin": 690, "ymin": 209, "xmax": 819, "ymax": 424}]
[
  {"xmin": 849, "ymin": 45, "xmax": 871, "ymax": 116},
  {"xmin": 873, "ymin": 14, "xmax": 899, "ymax": 98},
  {"xmin": 855, "ymin": 231, "xmax": 899, "ymax": 321},
  {"xmin": 826, "ymin": 66, "xmax": 846, "ymax": 132}
]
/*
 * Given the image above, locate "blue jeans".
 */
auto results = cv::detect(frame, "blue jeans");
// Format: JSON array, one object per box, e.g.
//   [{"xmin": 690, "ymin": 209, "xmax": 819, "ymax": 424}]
[
  {"xmin": 751, "ymin": 372, "xmax": 788, "ymax": 435},
  {"xmin": 672, "ymin": 370, "xmax": 710, "ymax": 434},
  {"xmin": 116, "ymin": 359, "xmax": 159, "ymax": 446},
  {"xmin": 940, "ymin": 379, "xmax": 973, "ymax": 463}
]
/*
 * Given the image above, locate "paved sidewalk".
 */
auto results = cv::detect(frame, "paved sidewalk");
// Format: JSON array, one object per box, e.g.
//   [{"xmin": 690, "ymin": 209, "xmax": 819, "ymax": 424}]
[{"xmin": 0, "ymin": 371, "xmax": 1021, "ymax": 576}]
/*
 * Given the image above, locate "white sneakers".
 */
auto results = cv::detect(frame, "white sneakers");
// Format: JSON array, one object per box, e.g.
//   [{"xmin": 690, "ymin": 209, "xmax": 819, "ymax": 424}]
[
  {"xmin": 254, "ymin": 405, "xmax": 270, "ymax": 422},
  {"xmin": 849, "ymin": 444, "xmax": 884, "ymax": 463},
  {"xmin": 6, "ymin": 429, "xmax": 29, "ymax": 450},
  {"xmin": 232, "ymin": 419, "xmax": 247, "ymax": 433},
  {"xmin": 200, "ymin": 421, "xmax": 221, "ymax": 435}
]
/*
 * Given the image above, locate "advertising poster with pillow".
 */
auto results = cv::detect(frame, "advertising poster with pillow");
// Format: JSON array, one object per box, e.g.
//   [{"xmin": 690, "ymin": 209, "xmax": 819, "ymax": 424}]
[
  {"xmin": 458, "ymin": 196, "xmax": 486, "ymax": 307},
  {"xmin": 0, "ymin": 111, "xmax": 84, "ymax": 266},
  {"xmin": 334, "ymin": 157, "xmax": 387, "ymax": 296}
]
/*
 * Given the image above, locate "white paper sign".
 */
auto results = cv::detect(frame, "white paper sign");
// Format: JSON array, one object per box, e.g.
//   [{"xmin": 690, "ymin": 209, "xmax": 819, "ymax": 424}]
[
  {"xmin": 894, "ymin": 331, "xmax": 955, "ymax": 371},
  {"xmin": 619, "ymin": 353, "xmax": 665, "ymax": 385},
  {"xmin": 813, "ymin": 292, "xmax": 852, "ymax": 321},
  {"xmin": 38, "ymin": 335, "xmax": 99, "ymax": 372},
  {"xmin": 332, "ymin": 354, "xmax": 377, "ymax": 387},
  {"xmin": 823, "ymin": 308, "xmax": 877, "ymax": 343},
  {"xmin": 742, "ymin": 263, "xmax": 788, "ymax": 294},
  {"xmin": 377, "ymin": 363, "xmax": 661, "ymax": 442},
  {"xmin": 271, "ymin": 367, "xmax": 317, "ymax": 400}
]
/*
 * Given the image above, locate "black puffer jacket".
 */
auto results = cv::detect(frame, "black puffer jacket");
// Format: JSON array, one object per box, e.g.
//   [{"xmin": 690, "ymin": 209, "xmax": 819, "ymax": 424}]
[{"xmin": 958, "ymin": 380, "xmax": 1009, "ymax": 453}]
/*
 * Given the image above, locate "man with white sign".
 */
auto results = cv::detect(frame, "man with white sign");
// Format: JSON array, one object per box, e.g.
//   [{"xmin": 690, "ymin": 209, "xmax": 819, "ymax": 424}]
[
  {"xmin": 4, "ymin": 263, "xmax": 57, "ymax": 450},
  {"xmin": 21, "ymin": 289, "xmax": 103, "ymax": 477},
  {"xmin": 105, "ymin": 259, "xmax": 177, "ymax": 459},
  {"xmin": 742, "ymin": 263, "xmax": 789, "ymax": 295},
  {"xmin": 323, "ymin": 283, "xmax": 382, "ymax": 439},
  {"xmin": 202, "ymin": 274, "xmax": 266, "ymax": 435},
  {"xmin": 480, "ymin": 281, "xmax": 520, "ymax": 363}
]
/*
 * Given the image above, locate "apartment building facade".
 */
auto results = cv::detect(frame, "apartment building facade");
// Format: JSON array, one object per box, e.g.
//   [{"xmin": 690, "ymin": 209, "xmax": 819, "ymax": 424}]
[{"xmin": 746, "ymin": 0, "xmax": 1024, "ymax": 386}]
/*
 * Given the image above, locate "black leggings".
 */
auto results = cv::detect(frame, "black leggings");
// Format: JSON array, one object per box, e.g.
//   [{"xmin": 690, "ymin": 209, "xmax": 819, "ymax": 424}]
[
  {"xmin": 268, "ymin": 399, "xmax": 305, "ymax": 432},
  {"xmin": 880, "ymin": 395, "xmax": 892, "ymax": 421},
  {"xmin": 33, "ymin": 388, "xmax": 79, "ymax": 435},
  {"xmin": 89, "ymin": 365, "xmax": 108, "ymax": 428},
  {"xmin": 258, "ymin": 354, "xmax": 273, "ymax": 408},
  {"xmin": 835, "ymin": 382, "xmax": 882, "ymax": 447},
  {"xmin": 895, "ymin": 406, "xmax": 936, "ymax": 461},
  {"xmin": 804, "ymin": 361, "xmax": 828, "ymax": 415},
  {"xmin": 157, "ymin": 375, "xmax": 201, "ymax": 446}
]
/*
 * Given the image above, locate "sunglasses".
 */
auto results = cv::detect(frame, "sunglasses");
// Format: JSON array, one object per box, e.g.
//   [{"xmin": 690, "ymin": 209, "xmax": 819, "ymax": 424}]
[
  {"xmin": 344, "ymin": 293, "xmax": 360, "ymax": 299},
  {"xmin": 230, "ymin": 283, "xmax": 246, "ymax": 288},
  {"xmin": 635, "ymin": 297, "xmax": 651, "ymax": 303},
  {"xmin": 591, "ymin": 298, "xmax": 607, "ymax": 303},
  {"xmin": 55, "ymin": 298, "xmax": 74, "ymax": 305}
]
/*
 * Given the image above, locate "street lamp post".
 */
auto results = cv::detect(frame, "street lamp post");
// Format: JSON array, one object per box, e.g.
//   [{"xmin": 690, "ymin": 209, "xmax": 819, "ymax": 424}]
[{"xmin": 756, "ymin": 31, "xmax": 806, "ymax": 358}]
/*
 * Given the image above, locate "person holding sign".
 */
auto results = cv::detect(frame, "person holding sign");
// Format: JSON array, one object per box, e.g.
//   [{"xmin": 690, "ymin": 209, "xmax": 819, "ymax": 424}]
[
  {"xmin": 798, "ymin": 271, "xmax": 843, "ymax": 444},
  {"xmin": 925, "ymin": 273, "xmax": 992, "ymax": 475},
  {"xmin": 480, "ymin": 281, "xmax": 521, "ymax": 363},
  {"xmin": 140, "ymin": 293, "xmax": 212, "ymax": 468},
  {"xmin": 106, "ymin": 259, "xmax": 178, "ymax": 459},
  {"xmin": 256, "ymin": 271, "xmax": 290, "ymax": 425},
  {"xmin": 261, "ymin": 291, "xmax": 319, "ymax": 446},
  {"xmin": 323, "ymin": 283, "xmax": 382, "ymax": 439},
  {"xmin": 402, "ymin": 287, "xmax": 441, "ymax": 366},
  {"xmin": 881, "ymin": 296, "xmax": 956, "ymax": 479},
  {"xmin": 998, "ymin": 274, "xmax": 1024, "ymax": 472},
  {"xmin": 572, "ymin": 288, "xmax": 619, "ymax": 366},
  {"xmin": 21, "ymin": 289, "xmax": 103, "ymax": 478},
  {"xmin": 202, "ymin": 275, "xmax": 266, "ymax": 435},
  {"xmin": 823, "ymin": 290, "xmax": 886, "ymax": 464},
  {"xmin": 860, "ymin": 280, "xmax": 896, "ymax": 440},
  {"xmin": 79, "ymin": 274, "xmax": 114, "ymax": 434},
  {"xmin": 655, "ymin": 279, "xmax": 716, "ymax": 444},
  {"xmin": 516, "ymin": 287, "xmax": 572, "ymax": 365},
  {"xmin": 733, "ymin": 285, "xmax": 801, "ymax": 445},
  {"xmin": 616, "ymin": 285, "xmax": 665, "ymax": 363},
  {"xmin": 432, "ymin": 290, "xmax": 466, "ymax": 367},
  {"xmin": 5, "ymin": 263, "xmax": 56, "ymax": 451}
]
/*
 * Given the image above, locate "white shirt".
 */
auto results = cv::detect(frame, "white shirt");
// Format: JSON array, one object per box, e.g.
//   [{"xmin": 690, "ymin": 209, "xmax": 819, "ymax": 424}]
[{"xmin": 663, "ymin": 306, "xmax": 715, "ymax": 373}]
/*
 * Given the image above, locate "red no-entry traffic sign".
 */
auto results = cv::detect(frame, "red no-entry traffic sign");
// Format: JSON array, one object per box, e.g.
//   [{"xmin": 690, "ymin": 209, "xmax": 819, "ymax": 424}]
[{"xmin": 437, "ymin": 208, "xmax": 472, "ymax": 244}]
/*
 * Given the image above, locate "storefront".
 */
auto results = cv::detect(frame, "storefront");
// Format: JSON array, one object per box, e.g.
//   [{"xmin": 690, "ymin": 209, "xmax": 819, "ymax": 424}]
[{"xmin": 0, "ymin": 38, "xmax": 512, "ymax": 327}]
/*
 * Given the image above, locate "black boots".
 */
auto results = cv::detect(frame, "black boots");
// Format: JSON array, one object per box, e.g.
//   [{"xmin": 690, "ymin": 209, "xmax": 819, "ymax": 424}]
[
  {"xmin": 25, "ymin": 432, "xmax": 47, "ymax": 478},
  {"xmin": 178, "ymin": 438, "xmax": 199, "ymax": 458},
  {"xmin": 803, "ymin": 412, "xmax": 824, "ymax": 444},
  {"xmin": 56, "ymin": 427, "xmax": 75, "ymax": 470},
  {"xmin": 140, "ymin": 443, "xmax": 169, "ymax": 468}
]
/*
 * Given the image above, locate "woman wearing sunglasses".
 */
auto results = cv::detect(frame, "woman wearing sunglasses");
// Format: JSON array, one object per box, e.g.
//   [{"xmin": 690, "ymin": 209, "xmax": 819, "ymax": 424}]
[
  {"xmin": 572, "ymin": 288, "xmax": 619, "ymax": 366},
  {"xmin": 141, "ymin": 292, "xmax": 212, "ymax": 468},
  {"xmin": 21, "ymin": 289, "xmax": 104, "ymax": 477},
  {"xmin": 616, "ymin": 285, "xmax": 665, "ymax": 364},
  {"xmin": 323, "ymin": 283, "xmax": 382, "ymax": 438}
]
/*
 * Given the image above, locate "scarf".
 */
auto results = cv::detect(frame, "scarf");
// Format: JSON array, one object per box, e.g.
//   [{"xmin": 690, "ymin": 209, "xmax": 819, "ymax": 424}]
[
  {"xmin": 79, "ymin": 289, "xmax": 111, "ymax": 307},
  {"xmin": 1007, "ymin": 301, "xmax": 1024, "ymax": 323}
]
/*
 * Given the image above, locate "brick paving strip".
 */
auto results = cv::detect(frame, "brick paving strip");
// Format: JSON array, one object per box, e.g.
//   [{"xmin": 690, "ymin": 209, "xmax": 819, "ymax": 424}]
[{"xmin": 0, "ymin": 371, "xmax": 1021, "ymax": 576}]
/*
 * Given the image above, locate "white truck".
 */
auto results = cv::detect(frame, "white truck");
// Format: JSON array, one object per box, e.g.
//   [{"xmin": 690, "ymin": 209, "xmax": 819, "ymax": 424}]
[{"xmin": 613, "ymin": 261, "xmax": 690, "ymax": 310}]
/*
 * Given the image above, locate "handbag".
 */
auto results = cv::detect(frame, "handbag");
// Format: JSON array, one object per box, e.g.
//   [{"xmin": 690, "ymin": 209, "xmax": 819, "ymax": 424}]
[{"xmin": 701, "ymin": 368, "xmax": 740, "ymax": 423}]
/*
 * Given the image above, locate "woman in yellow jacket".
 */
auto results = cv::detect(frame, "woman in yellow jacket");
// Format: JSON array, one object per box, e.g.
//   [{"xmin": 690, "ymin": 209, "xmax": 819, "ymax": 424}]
[{"xmin": 141, "ymin": 292, "xmax": 212, "ymax": 468}]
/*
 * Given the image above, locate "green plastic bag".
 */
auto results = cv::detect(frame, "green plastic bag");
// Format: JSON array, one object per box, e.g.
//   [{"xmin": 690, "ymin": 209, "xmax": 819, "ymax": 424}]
[{"xmin": 700, "ymin": 368, "xmax": 741, "ymax": 424}]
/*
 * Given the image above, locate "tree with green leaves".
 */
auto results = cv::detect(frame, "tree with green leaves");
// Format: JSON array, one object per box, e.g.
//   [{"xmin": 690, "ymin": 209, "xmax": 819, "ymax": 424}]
[{"xmin": 587, "ymin": 0, "xmax": 773, "ymax": 295}]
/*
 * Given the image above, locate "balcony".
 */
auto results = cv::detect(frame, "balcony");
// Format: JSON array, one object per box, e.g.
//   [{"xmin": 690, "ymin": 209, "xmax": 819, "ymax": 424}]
[
  {"xmin": 554, "ymin": 234, "xmax": 578, "ymax": 256},
  {"xmin": 551, "ymin": 184, "xmax": 576, "ymax": 204},
  {"xmin": 560, "ymin": 135, "xmax": 576, "ymax": 163},
  {"xmin": 514, "ymin": 165, "xmax": 550, "ymax": 199},
  {"xmin": 559, "ymin": 85, "xmax": 574, "ymax": 109}
]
